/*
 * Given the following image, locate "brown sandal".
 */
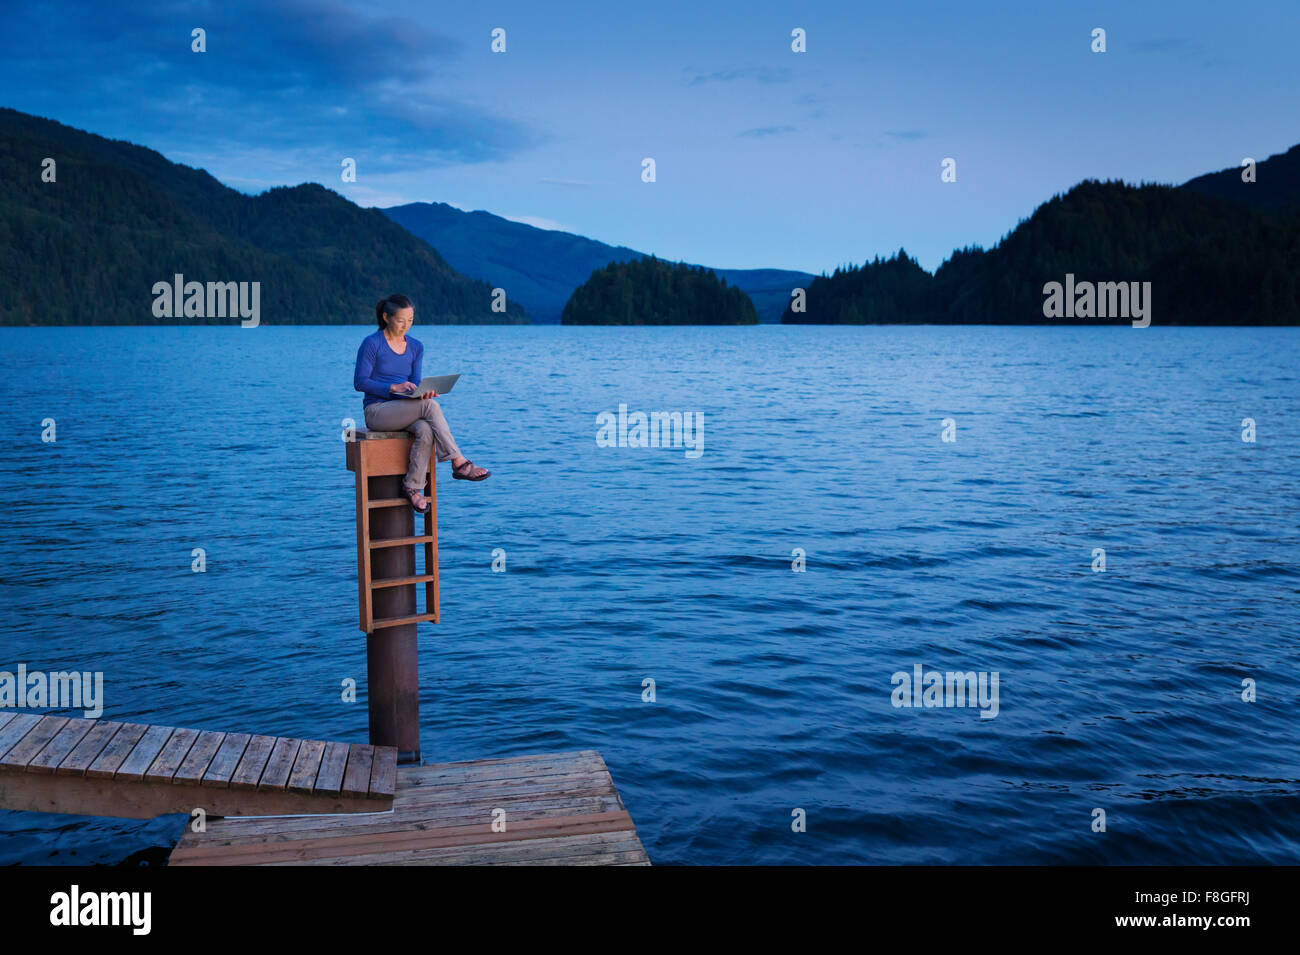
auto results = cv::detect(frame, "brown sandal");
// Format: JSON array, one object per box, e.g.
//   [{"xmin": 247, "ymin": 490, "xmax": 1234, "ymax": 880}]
[
  {"xmin": 405, "ymin": 487, "xmax": 431, "ymax": 513},
  {"xmin": 452, "ymin": 460, "xmax": 491, "ymax": 481}
]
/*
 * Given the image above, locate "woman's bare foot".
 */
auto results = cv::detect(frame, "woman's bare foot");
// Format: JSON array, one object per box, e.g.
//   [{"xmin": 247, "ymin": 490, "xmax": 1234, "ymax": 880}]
[{"xmin": 451, "ymin": 458, "xmax": 491, "ymax": 481}]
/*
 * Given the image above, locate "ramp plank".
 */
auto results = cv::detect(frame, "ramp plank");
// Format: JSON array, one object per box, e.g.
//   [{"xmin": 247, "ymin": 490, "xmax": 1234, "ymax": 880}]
[
  {"xmin": 202, "ymin": 733, "xmax": 250, "ymax": 788},
  {"xmin": 57, "ymin": 721, "xmax": 123, "ymax": 776},
  {"xmin": 0, "ymin": 716, "xmax": 69, "ymax": 769},
  {"xmin": 115, "ymin": 725, "xmax": 175, "ymax": 783},
  {"xmin": 25, "ymin": 719, "xmax": 96, "ymax": 774},
  {"xmin": 86, "ymin": 723, "xmax": 148, "ymax": 779}
]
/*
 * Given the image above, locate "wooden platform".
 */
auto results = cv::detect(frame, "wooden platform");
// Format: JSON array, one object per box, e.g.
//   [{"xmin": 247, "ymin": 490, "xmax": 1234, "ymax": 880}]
[
  {"xmin": 0, "ymin": 713, "xmax": 396, "ymax": 818},
  {"xmin": 169, "ymin": 749, "xmax": 650, "ymax": 865}
]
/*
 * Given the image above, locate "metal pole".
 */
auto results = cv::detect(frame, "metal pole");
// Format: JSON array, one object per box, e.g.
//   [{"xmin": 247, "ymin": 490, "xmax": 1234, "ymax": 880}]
[{"xmin": 366, "ymin": 472, "xmax": 421, "ymax": 764}]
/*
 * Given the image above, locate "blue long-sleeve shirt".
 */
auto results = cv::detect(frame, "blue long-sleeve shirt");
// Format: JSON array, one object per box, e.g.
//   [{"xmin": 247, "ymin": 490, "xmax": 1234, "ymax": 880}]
[{"xmin": 354, "ymin": 330, "xmax": 424, "ymax": 407}]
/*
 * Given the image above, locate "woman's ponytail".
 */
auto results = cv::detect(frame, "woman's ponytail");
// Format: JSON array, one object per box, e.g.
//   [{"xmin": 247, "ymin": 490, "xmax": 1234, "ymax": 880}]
[{"xmin": 376, "ymin": 293, "xmax": 414, "ymax": 330}]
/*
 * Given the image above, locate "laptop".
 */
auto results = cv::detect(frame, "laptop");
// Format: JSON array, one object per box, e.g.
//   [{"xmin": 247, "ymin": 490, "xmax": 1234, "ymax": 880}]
[{"xmin": 399, "ymin": 373, "xmax": 460, "ymax": 397}]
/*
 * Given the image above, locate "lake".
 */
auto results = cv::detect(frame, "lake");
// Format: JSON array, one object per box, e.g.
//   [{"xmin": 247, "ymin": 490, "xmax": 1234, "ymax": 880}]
[{"xmin": 1, "ymin": 324, "xmax": 1298, "ymax": 864}]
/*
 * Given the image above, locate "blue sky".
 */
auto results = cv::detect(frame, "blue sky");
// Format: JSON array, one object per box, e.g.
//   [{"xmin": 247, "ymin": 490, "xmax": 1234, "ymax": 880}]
[{"xmin": 3, "ymin": 0, "xmax": 1297, "ymax": 273}]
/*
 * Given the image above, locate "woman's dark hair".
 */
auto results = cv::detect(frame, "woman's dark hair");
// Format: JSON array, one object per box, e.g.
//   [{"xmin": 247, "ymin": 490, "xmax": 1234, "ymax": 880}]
[{"xmin": 376, "ymin": 293, "xmax": 414, "ymax": 330}]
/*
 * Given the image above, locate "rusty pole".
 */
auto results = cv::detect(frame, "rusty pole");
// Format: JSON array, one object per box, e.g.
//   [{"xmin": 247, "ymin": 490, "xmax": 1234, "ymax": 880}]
[{"xmin": 365, "ymin": 472, "xmax": 421, "ymax": 764}]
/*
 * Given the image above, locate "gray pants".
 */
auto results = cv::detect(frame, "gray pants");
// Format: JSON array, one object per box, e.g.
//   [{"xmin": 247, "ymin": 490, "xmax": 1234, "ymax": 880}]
[{"xmin": 364, "ymin": 398, "xmax": 463, "ymax": 493}]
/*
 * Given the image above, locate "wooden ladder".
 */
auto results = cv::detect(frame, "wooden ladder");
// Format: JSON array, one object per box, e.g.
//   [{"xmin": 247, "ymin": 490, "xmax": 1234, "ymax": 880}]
[{"xmin": 346, "ymin": 430, "xmax": 439, "ymax": 632}]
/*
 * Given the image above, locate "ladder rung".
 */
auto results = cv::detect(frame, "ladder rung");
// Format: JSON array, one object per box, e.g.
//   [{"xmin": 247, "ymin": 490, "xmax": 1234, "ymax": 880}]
[
  {"xmin": 370, "ymin": 534, "xmax": 436, "ymax": 549},
  {"xmin": 367, "ymin": 498, "xmax": 411, "ymax": 509},
  {"xmin": 372, "ymin": 573, "xmax": 438, "ymax": 590},
  {"xmin": 371, "ymin": 611, "xmax": 438, "ymax": 630}
]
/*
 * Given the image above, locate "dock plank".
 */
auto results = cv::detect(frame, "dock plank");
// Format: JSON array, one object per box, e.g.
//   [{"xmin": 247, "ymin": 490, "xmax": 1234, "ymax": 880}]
[
  {"xmin": 168, "ymin": 809, "xmax": 637, "ymax": 865},
  {"xmin": 56, "ymin": 721, "xmax": 123, "ymax": 776},
  {"xmin": 258, "ymin": 737, "xmax": 301, "ymax": 791},
  {"xmin": 177, "ymin": 796, "xmax": 625, "ymax": 848},
  {"xmin": 287, "ymin": 740, "xmax": 326, "ymax": 795},
  {"xmin": 367, "ymin": 746, "xmax": 397, "ymax": 798},
  {"xmin": 229, "ymin": 734, "xmax": 276, "ymax": 791},
  {"xmin": 143, "ymin": 726, "xmax": 199, "ymax": 783},
  {"xmin": 314, "ymin": 741, "xmax": 350, "ymax": 797},
  {"xmin": 201, "ymin": 733, "xmax": 250, "ymax": 788},
  {"xmin": 114, "ymin": 725, "xmax": 175, "ymax": 783},
  {"xmin": 0, "ymin": 713, "xmax": 43, "ymax": 761},
  {"xmin": 174, "ymin": 731, "xmax": 226, "ymax": 785},
  {"xmin": 86, "ymin": 723, "xmax": 148, "ymax": 779},
  {"xmin": 25, "ymin": 718, "xmax": 96, "ymax": 774},
  {"xmin": 340, "ymin": 744, "xmax": 373, "ymax": 799},
  {"xmin": 0, "ymin": 716, "xmax": 69, "ymax": 769}
]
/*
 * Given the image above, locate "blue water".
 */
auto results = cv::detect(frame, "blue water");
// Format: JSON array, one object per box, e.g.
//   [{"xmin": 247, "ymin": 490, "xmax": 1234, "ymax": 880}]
[{"xmin": 1, "ymin": 325, "xmax": 1298, "ymax": 865}]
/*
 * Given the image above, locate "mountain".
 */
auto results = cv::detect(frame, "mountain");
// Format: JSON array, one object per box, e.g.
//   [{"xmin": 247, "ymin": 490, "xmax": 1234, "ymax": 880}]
[
  {"xmin": 783, "ymin": 146, "xmax": 1300, "ymax": 325},
  {"xmin": 1181, "ymin": 143, "xmax": 1300, "ymax": 214},
  {"xmin": 382, "ymin": 201, "xmax": 811, "ymax": 323},
  {"xmin": 0, "ymin": 108, "xmax": 527, "ymax": 325},
  {"xmin": 561, "ymin": 256, "xmax": 758, "ymax": 325}
]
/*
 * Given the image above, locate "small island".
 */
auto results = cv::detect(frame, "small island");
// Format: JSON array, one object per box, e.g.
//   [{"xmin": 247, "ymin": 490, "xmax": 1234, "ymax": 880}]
[{"xmin": 562, "ymin": 255, "xmax": 759, "ymax": 325}]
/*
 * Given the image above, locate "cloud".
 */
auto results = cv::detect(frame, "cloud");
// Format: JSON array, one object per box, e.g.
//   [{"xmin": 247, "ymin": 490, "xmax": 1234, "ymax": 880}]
[
  {"xmin": 685, "ymin": 65, "xmax": 792, "ymax": 86},
  {"xmin": 539, "ymin": 177, "xmax": 608, "ymax": 187},
  {"xmin": 0, "ymin": 0, "xmax": 536, "ymax": 171},
  {"xmin": 502, "ymin": 214, "xmax": 570, "ymax": 231},
  {"xmin": 884, "ymin": 130, "xmax": 928, "ymax": 141},
  {"xmin": 739, "ymin": 125, "xmax": 798, "ymax": 138},
  {"xmin": 1131, "ymin": 37, "xmax": 1196, "ymax": 54}
]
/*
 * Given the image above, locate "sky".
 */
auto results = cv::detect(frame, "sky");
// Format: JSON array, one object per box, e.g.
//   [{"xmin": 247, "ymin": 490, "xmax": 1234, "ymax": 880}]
[{"xmin": 2, "ymin": 0, "xmax": 1297, "ymax": 274}]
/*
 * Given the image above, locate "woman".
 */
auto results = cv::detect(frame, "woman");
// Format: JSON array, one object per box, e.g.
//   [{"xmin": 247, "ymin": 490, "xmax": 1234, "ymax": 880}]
[{"xmin": 354, "ymin": 294, "xmax": 490, "ymax": 514}]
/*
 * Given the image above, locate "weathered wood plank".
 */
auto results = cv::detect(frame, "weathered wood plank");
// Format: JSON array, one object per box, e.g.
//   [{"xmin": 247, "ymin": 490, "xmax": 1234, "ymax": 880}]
[
  {"xmin": 178, "ymin": 803, "xmax": 627, "ymax": 854},
  {"xmin": 313, "ymin": 741, "xmax": 350, "ymax": 797},
  {"xmin": 0, "ymin": 713, "xmax": 43, "ymax": 761},
  {"xmin": 174, "ymin": 731, "xmax": 226, "ymax": 785},
  {"xmin": 201, "ymin": 733, "xmax": 250, "ymax": 788},
  {"xmin": 169, "ymin": 749, "xmax": 646, "ymax": 866},
  {"xmin": 143, "ymin": 726, "xmax": 199, "ymax": 783},
  {"xmin": 86, "ymin": 723, "xmax": 148, "ymax": 780},
  {"xmin": 177, "ymin": 792, "xmax": 624, "ymax": 843},
  {"xmin": 25, "ymin": 718, "xmax": 96, "ymax": 774},
  {"xmin": 397, "ymin": 771, "xmax": 615, "ymax": 807},
  {"xmin": 0, "ymin": 716, "xmax": 69, "ymax": 770},
  {"xmin": 56, "ymin": 721, "xmax": 123, "ymax": 776},
  {"xmin": 367, "ymin": 746, "xmax": 397, "ymax": 798},
  {"xmin": 229, "ymin": 734, "xmax": 276, "ymax": 791},
  {"xmin": 306, "ymin": 832, "xmax": 649, "ymax": 867},
  {"xmin": 257, "ymin": 737, "xmax": 301, "ymax": 791},
  {"xmin": 168, "ymin": 810, "xmax": 636, "ymax": 865},
  {"xmin": 0, "ymin": 771, "xmax": 385, "ymax": 820},
  {"xmin": 399, "ymin": 750, "xmax": 604, "ymax": 780},
  {"xmin": 287, "ymin": 740, "xmax": 326, "ymax": 795},
  {"xmin": 399, "ymin": 752, "xmax": 607, "ymax": 789},
  {"xmin": 340, "ymin": 744, "xmax": 373, "ymax": 799},
  {"xmin": 114, "ymin": 725, "xmax": 175, "ymax": 783}
]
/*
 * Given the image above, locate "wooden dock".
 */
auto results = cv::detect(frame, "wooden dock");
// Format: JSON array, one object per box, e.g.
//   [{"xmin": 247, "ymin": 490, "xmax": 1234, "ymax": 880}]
[
  {"xmin": 0, "ymin": 713, "xmax": 396, "ymax": 818},
  {"xmin": 169, "ymin": 749, "xmax": 650, "ymax": 865}
]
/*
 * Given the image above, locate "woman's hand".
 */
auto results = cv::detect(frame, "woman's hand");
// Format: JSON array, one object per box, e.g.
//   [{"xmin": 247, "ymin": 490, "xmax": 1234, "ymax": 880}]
[
  {"xmin": 391, "ymin": 381, "xmax": 418, "ymax": 394},
  {"xmin": 419, "ymin": 389, "xmax": 438, "ymax": 399}
]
